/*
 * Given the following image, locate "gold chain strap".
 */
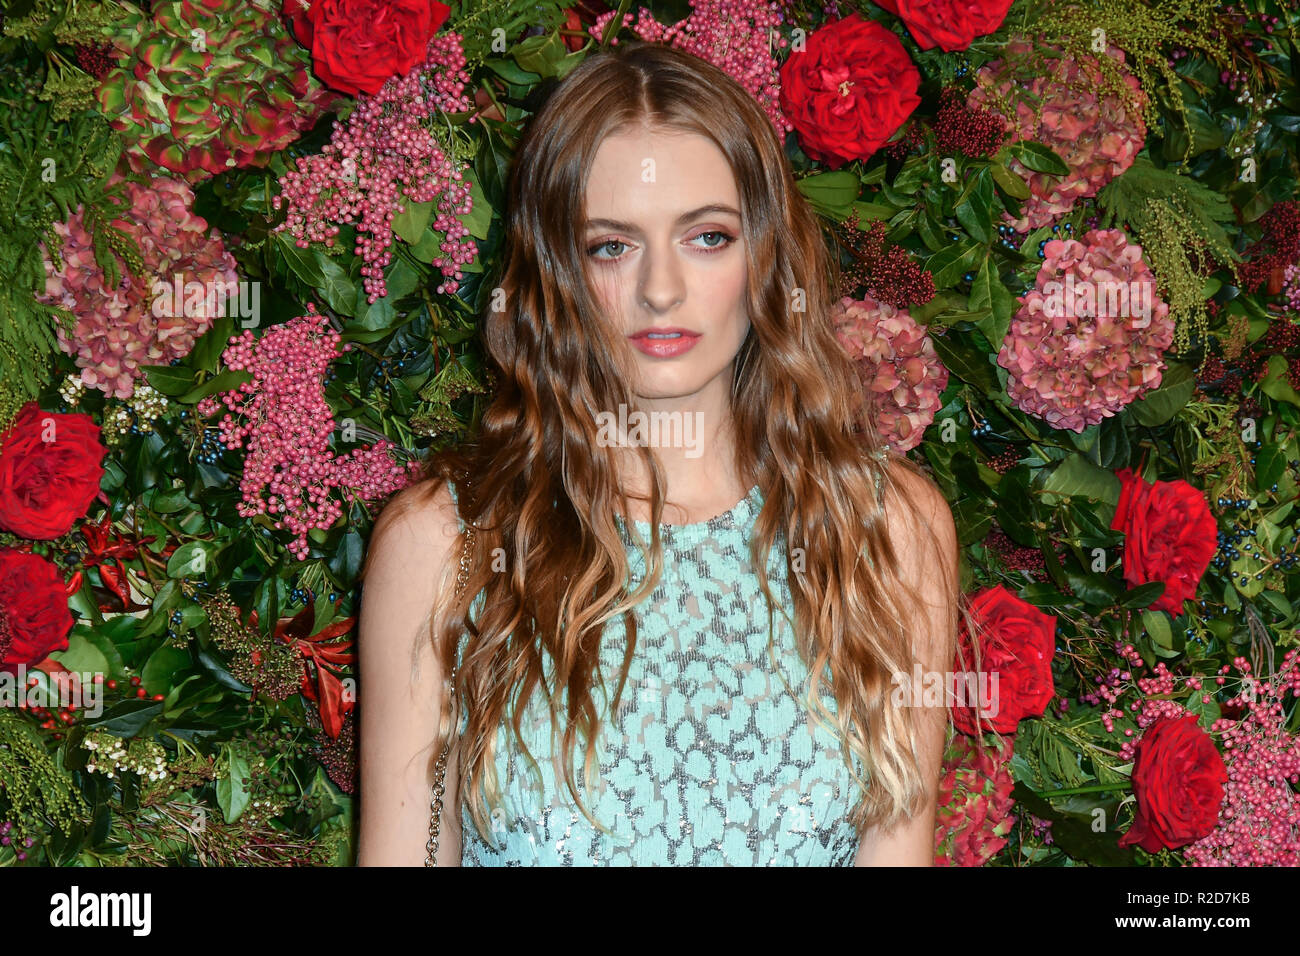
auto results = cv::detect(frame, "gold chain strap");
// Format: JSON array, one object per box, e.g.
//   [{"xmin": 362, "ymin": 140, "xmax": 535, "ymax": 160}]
[{"xmin": 424, "ymin": 496, "xmax": 475, "ymax": 867}]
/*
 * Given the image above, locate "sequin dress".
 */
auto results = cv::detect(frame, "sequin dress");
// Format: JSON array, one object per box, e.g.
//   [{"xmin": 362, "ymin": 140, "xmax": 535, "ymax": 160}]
[{"xmin": 449, "ymin": 481, "xmax": 866, "ymax": 866}]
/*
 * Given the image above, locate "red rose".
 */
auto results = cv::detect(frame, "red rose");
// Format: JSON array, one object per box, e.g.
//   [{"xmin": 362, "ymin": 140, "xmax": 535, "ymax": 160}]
[
  {"xmin": 778, "ymin": 13, "xmax": 921, "ymax": 169},
  {"xmin": 951, "ymin": 584, "xmax": 1056, "ymax": 735},
  {"xmin": 1119, "ymin": 713, "xmax": 1227, "ymax": 853},
  {"xmin": 0, "ymin": 547, "xmax": 74, "ymax": 674},
  {"xmin": 285, "ymin": 0, "xmax": 452, "ymax": 97},
  {"xmin": 874, "ymin": 0, "xmax": 1013, "ymax": 52},
  {"xmin": 0, "ymin": 402, "xmax": 107, "ymax": 540},
  {"xmin": 1110, "ymin": 468, "xmax": 1217, "ymax": 615}
]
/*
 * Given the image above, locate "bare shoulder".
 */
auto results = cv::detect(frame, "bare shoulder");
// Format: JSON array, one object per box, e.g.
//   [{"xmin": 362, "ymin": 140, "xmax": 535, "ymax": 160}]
[
  {"xmin": 368, "ymin": 476, "xmax": 463, "ymax": 565},
  {"xmin": 878, "ymin": 456, "xmax": 958, "ymax": 574}
]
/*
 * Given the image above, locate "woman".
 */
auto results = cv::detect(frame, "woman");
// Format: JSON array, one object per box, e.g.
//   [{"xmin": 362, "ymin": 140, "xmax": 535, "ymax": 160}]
[{"xmin": 356, "ymin": 40, "xmax": 965, "ymax": 866}]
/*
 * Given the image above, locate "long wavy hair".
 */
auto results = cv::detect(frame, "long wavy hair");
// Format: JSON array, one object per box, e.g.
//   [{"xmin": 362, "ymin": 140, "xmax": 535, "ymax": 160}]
[{"xmin": 363, "ymin": 40, "xmax": 981, "ymax": 850}]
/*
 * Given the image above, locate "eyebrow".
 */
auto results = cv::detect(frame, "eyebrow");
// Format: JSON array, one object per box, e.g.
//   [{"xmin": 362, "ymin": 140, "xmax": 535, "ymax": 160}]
[{"xmin": 584, "ymin": 203, "xmax": 742, "ymax": 233}]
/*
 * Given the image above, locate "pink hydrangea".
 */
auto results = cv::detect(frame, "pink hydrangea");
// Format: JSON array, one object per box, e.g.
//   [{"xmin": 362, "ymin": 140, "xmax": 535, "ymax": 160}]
[
  {"xmin": 832, "ymin": 295, "xmax": 949, "ymax": 452},
  {"xmin": 934, "ymin": 733, "xmax": 1017, "ymax": 866},
  {"xmin": 998, "ymin": 229, "xmax": 1173, "ymax": 432},
  {"xmin": 968, "ymin": 40, "xmax": 1146, "ymax": 231},
  {"xmin": 38, "ymin": 173, "xmax": 239, "ymax": 400}
]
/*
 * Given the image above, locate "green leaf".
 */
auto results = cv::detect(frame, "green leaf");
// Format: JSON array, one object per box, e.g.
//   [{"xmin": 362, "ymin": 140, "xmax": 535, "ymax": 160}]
[
  {"xmin": 274, "ymin": 232, "xmax": 325, "ymax": 287},
  {"xmin": 1010, "ymin": 782, "xmax": 1136, "ymax": 866},
  {"xmin": 1141, "ymin": 609, "xmax": 1174, "ymax": 650},
  {"xmin": 141, "ymin": 645, "xmax": 192, "ymax": 695},
  {"xmin": 407, "ymin": 226, "xmax": 443, "ymax": 263},
  {"xmin": 461, "ymin": 168, "xmax": 493, "ymax": 241},
  {"xmin": 1006, "ymin": 141, "xmax": 1070, "ymax": 175},
  {"xmin": 990, "ymin": 162, "xmax": 1031, "ymax": 200},
  {"xmin": 1018, "ymin": 582, "xmax": 1074, "ymax": 608},
  {"xmin": 1256, "ymin": 442, "xmax": 1286, "ymax": 492},
  {"xmin": 312, "ymin": 249, "xmax": 357, "ymax": 317},
  {"xmin": 217, "ymin": 747, "xmax": 252, "ymax": 824},
  {"xmin": 795, "ymin": 170, "xmax": 859, "ymax": 218},
  {"xmin": 140, "ymin": 364, "xmax": 195, "ymax": 397},
  {"xmin": 954, "ymin": 169, "xmax": 994, "ymax": 244},
  {"xmin": 89, "ymin": 699, "xmax": 164, "ymax": 737},
  {"xmin": 177, "ymin": 369, "xmax": 253, "ymax": 405},
  {"xmin": 1128, "ymin": 362, "xmax": 1194, "ymax": 426},
  {"xmin": 1260, "ymin": 354, "xmax": 1300, "ymax": 407},
  {"xmin": 356, "ymin": 294, "xmax": 397, "ymax": 332},
  {"xmin": 1042, "ymin": 454, "xmax": 1121, "ymax": 504},
  {"xmin": 925, "ymin": 240, "xmax": 983, "ymax": 287},
  {"xmin": 927, "ymin": 329, "xmax": 1001, "ymax": 397},
  {"xmin": 50, "ymin": 631, "xmax": 111, "ymax": 676},
  {"xmin": 891, "ymin": 156, "xmax": 928, "ymax": 195},
  {"xmin": 1119, "ymin": 582, "xmax": 1166, "ymax": 609},
  {"xmin": 850, "ymin": 200, "xmax": 896, "ymax": 223},
  {"xmin": 166, "ymin": 541, "xmax": 214, "ymax": 579},
  {"xmin": 995, "ymin": 465, "xmax": 1036, "ymax": 545},
  {"xmin": 392, "ymin": 199, "xmax": 435, "ymax": 245},
  {"xmin": 969, "ymin": 254, "xmax": 1016, "ymax": 348}
]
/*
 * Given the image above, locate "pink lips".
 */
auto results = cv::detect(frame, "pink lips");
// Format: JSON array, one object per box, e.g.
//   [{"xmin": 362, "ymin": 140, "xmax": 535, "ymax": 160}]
[{"xmin": 628, "ymin": 327, "xmax": 701, "ymax": 358}]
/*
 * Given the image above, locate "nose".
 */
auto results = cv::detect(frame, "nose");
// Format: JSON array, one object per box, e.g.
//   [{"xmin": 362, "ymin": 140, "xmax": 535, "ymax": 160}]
[{"xmin": 637, "ymin": 240, "xmax": 685, "ymax": 313}]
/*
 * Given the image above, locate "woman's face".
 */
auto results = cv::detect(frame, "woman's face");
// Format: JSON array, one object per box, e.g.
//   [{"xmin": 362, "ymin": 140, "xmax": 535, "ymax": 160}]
[{"xmin": 584, "ymin": 127, "xmax": 750, "ymax": 405}]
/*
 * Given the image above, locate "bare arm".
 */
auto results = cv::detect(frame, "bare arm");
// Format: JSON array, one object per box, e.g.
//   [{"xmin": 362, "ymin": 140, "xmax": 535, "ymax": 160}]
[
  {"xmin": 356, "ymin": 479, "xmax": 465, "ymax": 866},
  {"xmin": 855, "ymin": 467, "xmax": 960, "ymax": 866}
]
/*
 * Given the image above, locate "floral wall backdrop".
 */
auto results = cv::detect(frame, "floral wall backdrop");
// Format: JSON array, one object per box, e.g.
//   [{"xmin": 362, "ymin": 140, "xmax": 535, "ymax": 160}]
[{"xmin": 0, "ymin": 0, "xmax": 1297, "ymax": 866}]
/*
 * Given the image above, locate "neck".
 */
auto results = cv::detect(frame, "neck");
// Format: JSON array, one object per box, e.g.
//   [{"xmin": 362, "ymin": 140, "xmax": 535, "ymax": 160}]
[{"xmin": 612, "ymin": 374, "xmax": 748, "ymax": 524}]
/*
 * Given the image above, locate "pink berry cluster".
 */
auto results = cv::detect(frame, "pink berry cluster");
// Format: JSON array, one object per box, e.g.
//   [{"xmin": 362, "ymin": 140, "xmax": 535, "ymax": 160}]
[
  {"xmin": 196, "ymin": 305, "xmax": 420, "ymax": 560},
  {"xmin": 272, "ymin": 32, "xmax": 476, "ymax": 303},
  {"xmin": 1184, "ymin": 651, "xmax": 1300, "ymax": 866},
  {"xmin": 590, "ymin": 0, "xmax": 792, "ymax": 138}
]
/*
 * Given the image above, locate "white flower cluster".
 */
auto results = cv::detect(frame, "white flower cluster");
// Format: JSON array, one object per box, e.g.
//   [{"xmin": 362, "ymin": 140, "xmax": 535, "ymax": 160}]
[
  {"xmin": 58, "ymin": 372, "xmax": 86, "ymax": 407},
  {"xmin": 83, "ymin": 731, "xmax": 169, "ymax": 782}
]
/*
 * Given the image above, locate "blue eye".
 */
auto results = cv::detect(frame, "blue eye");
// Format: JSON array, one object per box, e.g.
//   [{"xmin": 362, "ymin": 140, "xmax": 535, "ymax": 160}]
[
  {"xmin": 586, "ymin": 231, "xmax": 737, "ymax": 262},
  {"xmin": 694, "ymin": 231, "xmax": 735, "ymax": 249}
]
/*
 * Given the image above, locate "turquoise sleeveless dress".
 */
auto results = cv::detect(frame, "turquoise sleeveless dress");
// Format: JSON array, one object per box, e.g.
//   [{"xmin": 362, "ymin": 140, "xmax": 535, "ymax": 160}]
[{"xmin": 448, "ymin": 482, "xmax": 866, "ymax": 866}]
